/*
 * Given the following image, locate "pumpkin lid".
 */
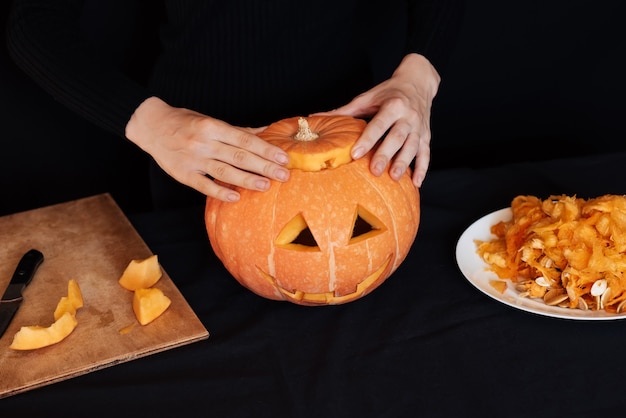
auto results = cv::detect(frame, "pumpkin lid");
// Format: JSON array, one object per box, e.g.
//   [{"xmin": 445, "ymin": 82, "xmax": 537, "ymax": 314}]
[{"xmin": 258, "ymin": 115, "xmax": 366, "ymax": 171}]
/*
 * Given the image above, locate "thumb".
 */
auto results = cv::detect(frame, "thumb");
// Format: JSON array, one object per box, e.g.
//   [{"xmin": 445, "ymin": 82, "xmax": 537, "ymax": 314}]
[{"xmin": 311, "ymin": 96, "xmax": 370, "ymax": 118}]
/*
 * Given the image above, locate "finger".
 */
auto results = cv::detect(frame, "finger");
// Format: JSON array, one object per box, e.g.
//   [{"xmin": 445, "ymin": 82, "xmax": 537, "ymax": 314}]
[
  {"xmin": 387, "ymin": 131, "xmax": 421, "ymax": 181},
  {"xmin": 242, "ymin": 126, "xmax": 267, "ymax": 135},
  {"xmin": 312, "ymin": 92, "xmax": 377, "ymax": 119},
  {"xmin": 229, "ymin": 146, "xmax": 290, "ymax": 182},
  {"xmin": 208, "ymin": 140, "xmax": 290, "ymax": 183},
  {"xmin": 188, "ymin": 174, "xmax": 241, "ymax": 203},
  {"xmin": 204, "ymin": 159, "xmax": 273, "ymax": 192},
  {"xmin": 351, "ymin": 116, "xmax": 392, "ymax": 160},
  {"xmin": 378, "ymin": 119, "xmax": 414, "ymax": 156},
  {"xmin": 229, "ymin": 129, "xmax": 289, "ymax": 166},
  {"xmin": 411, "ymin": 143, "xmax": 431, "ymax": 188},
  {"xmin": 368, "ymin": 120, "xmax": 414, "ymax": 177},
  {"xmin": 313, "ymin": 103, "xmax": 364, "ymax": 118}
]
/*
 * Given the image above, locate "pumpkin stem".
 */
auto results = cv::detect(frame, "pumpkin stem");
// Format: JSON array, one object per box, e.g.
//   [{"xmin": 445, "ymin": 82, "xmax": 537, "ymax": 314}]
[{"xmin": 293, "ymin": 117, "xmax": 319, "ymax": 141}]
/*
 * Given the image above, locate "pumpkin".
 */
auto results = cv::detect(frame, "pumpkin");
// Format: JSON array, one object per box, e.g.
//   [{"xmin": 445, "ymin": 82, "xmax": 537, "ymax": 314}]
[{"xmin": 205, "ymin": 115, "xmax": 420, "ymax": 306}]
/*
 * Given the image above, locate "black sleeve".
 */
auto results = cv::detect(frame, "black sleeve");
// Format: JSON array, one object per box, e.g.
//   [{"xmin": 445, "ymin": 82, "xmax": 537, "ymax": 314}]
[
  {"xmin": 6, "ymin": 0, "xmax": 159, "ymax": 138},
  {"xmin": 407, "ymin": 0, "xmax": 466, "ymax": 76}
]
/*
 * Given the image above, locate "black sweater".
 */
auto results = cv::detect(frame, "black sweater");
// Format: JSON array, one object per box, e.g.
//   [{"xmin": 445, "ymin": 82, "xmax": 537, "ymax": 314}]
[{"xmin": 7, "ymin": 0, "xmax": 464, "ymax": 137}]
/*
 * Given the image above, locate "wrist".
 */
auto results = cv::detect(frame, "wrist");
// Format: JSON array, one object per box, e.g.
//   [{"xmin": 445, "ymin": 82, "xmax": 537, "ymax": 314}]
[
  {"xmin": 396, "ymin": 53, "xmax": 441, "ymax": 100},
  {"xmin": 125, "ymin": 96, "xmax": 172, "ymax": 150}
]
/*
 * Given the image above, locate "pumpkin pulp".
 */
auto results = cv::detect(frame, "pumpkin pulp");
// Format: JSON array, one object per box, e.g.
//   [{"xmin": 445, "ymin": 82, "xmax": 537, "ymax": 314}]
[{"xmin": 258, "ymin": 116, "xmax": 366, "ymax": 172}]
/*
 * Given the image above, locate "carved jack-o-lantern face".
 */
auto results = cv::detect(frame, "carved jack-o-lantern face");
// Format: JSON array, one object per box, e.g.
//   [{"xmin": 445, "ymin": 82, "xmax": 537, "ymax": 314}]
[
  {"xmin": 264, "ymin": 204, "xmax": 391, "ymax": 304},
  {"xmin": 205, "ymin": 116, "xmax": 420, "ymax": 305}
]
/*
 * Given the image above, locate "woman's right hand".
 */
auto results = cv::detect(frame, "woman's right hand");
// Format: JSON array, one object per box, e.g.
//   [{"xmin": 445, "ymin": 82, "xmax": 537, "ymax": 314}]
[{"xmin": 125, "ymin": 97, "xmax": 290, "ymax": 202}]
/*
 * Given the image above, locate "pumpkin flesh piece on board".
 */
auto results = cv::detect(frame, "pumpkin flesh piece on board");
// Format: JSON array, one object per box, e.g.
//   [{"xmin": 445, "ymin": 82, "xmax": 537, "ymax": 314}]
[
  {"xmin": 53, "ymin": 279, "xmax": 84, "ymax": 320},
  {"xmin": 133, "ymin": 287, "xmax": 172, "ymax": 325},
  {"xmin": 10, "ymin": 312, "xmax": 79, "ymax": 350},
  {"xmin": 10, "ymin": 279, "xmax": 84, "ymax": 350},
  {"xmin": 118, "ymin": 254, "xmax": 163, "ymax": 291}
]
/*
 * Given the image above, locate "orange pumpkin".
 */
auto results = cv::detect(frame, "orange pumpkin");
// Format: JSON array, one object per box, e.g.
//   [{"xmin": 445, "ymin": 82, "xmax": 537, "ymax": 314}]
[{"xmin": 205, "ymin": 115, "xmax": 420, "ymax": 305}]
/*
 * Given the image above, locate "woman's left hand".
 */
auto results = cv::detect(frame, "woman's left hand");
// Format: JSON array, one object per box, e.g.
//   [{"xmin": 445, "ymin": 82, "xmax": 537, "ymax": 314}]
[{"xmin": 316, "ymin": 53, "xmax": 440, "ymax": 188}]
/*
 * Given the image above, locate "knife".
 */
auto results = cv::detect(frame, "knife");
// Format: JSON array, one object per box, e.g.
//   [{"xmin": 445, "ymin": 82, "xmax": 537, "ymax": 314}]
[{"xmin": 0, "ymin": 249, "xmax": 44, "ymax": 338}]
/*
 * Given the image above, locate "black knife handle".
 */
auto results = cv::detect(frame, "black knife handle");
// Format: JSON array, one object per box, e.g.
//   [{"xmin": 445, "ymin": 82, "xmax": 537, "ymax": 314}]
[{"xmin": 11, "ymin": 249, "xmax": 44, "ymax": 286}]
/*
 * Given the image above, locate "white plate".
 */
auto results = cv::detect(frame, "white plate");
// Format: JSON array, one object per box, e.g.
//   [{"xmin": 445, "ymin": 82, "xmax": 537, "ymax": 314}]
[{"xmin": 455, "ymin": 208, "xmax": 626, "ymax": 320}]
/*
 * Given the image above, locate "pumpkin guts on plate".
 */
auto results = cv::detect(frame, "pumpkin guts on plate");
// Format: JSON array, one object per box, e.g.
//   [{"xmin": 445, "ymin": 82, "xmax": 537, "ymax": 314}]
[{"xmin": 475, "ymin": 194, "xmax": 626, "ymax": 313}]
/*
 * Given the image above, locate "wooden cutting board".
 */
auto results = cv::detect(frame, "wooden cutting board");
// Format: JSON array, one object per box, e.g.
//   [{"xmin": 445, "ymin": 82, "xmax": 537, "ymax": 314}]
[{"xmin": 0, "ymin": 194, "xmax": 209, "ymax": 398}]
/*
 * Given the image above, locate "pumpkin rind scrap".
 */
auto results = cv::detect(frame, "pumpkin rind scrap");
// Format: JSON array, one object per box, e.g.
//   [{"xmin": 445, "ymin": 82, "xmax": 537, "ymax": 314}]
[{"xmin": 205, "ymin": 115, "xmax": 420, "ymax": 306}]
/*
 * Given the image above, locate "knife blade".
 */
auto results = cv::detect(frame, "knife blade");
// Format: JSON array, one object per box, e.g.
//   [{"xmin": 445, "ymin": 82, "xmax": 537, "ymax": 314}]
[{"xmin": 0, "ymin": 249, "xmax": 44, "ymax": 338}]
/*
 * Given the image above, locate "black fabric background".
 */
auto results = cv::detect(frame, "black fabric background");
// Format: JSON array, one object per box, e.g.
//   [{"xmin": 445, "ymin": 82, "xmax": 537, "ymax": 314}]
[
  {"xmin": 2, "ymin": 1, "xmax": 626, "ymax": 216},
  {"xmin": 4, "ymin": 151, "xmax": 626, "ymax": 417}
]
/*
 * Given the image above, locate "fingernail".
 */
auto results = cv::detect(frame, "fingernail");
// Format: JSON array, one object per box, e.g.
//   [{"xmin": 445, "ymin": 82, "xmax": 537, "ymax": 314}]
[
  {"xmin": 255, "ymin": 179, "xmax": 270, "ymax": 190},
  {"xmin": 391, "ymin": 166, "xmax": 404, "ymax": 180},
  {"xmin": 372, "ymin": 161, "xmax": 386, "ymax": 176},
  {"xmin": 275, "ymin": 152, "xmax": 289, "ymax": 165},
  {"xmin": 227, "ymin": 192, "xmax": 240, "ymax": 202},
  {"xmin": 275, "ymin": 168, "xmax": 290, "ymax": 182},
  {"xmin": 414, "ymin": 174, "xmax": 425, "ymax": 188},
  {"xmin": 352, "ymin": 147, "xmax": 365, "ymax": 159}
]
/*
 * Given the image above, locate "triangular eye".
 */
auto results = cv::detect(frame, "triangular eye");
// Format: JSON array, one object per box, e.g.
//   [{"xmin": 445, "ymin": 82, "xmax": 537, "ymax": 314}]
[
  {"xmin": 352, "ymin": 214, "xmax": 374, "ymax": 237},
  {"xmin": 275, "ymin": 213, "xmax": 320, "ymax": 251},
  {"xmin": 349, "ymin": 205, "xmax": 386, "ymax": 244}
]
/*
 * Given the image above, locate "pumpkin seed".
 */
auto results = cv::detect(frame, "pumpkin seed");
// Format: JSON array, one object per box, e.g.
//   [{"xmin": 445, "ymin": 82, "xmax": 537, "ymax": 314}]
[
  {"xmin": 544, "ymin": 289, "xmax": 569, "ymax": 306},
  {"xmin": 590, "ymin": 279, "xmax": 608, "ymax": 297},
  {"xmin": 599, "ymin": 287, "xmax": 611, "ymax": 310}
]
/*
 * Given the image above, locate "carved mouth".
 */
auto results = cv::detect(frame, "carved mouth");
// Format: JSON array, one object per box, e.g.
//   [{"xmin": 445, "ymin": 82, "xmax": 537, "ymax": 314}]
[{"xmin": 259, "ymin": 255, "xmax": 392, "ymax": 305}]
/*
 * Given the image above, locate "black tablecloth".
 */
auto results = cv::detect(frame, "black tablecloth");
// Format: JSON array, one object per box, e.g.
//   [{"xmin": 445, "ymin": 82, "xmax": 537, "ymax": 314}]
[{"xmin": 4, "ymin": 151, "xmax": 626, "ymax": 417}]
